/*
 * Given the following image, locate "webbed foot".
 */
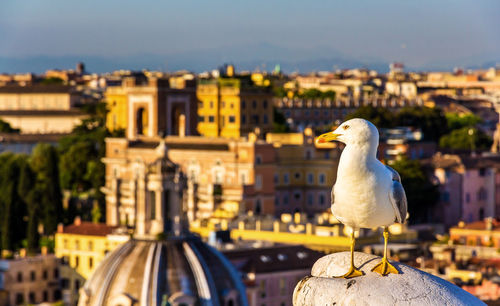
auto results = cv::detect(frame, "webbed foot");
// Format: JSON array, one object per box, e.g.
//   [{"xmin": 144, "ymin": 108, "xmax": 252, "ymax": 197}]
[
  {"xmin": 336, "ymin": 266, "xmax": 364, "ymax": 279},
  {"xmin": 371, "ymin": 258, "xmax": 399, "ymax": 276}
]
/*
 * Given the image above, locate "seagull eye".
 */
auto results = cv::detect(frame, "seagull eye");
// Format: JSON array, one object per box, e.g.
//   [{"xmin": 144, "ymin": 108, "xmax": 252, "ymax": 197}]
[{"xmin": 343, "ymin": 125, "xmax": 350, "ymax": 130}]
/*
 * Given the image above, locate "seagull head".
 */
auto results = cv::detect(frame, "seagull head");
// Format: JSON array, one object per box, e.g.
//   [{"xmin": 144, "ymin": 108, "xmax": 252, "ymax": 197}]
[{"xmin": 316, "ymin": 118, "xmax": 379, "ymax": 147}]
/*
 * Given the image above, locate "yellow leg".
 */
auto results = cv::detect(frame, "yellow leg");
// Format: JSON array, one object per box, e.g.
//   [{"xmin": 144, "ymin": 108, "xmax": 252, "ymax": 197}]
[
  {"xmin": 336, "ymin": 229, "xmax": 363, "ymax": 279},
  {"xmin": 371, "ymin": 227, "xmax": 399, "ymax": 276}
]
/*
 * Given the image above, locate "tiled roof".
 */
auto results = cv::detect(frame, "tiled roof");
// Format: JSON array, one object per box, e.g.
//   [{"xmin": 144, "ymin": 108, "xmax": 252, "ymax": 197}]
[
  {"xmin": 0, "ymin": 85, "xmax": 73, "ymax": 93},
  {"xmin": 62, "ymin": 222, "xmax": 117, "ymax": 236},
  {"xmin": 223, "ymin": 245, "xmax": 323, "ymax": 273},
  {"xmin": 452, "ymin": 219, "xmax": 500, "ymax": 231}
]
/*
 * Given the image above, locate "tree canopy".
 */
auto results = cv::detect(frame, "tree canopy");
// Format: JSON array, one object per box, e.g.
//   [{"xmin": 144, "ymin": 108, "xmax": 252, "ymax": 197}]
[{"xmin": 390, "ymin": 157, "xmax": 439, "ymax": 224}]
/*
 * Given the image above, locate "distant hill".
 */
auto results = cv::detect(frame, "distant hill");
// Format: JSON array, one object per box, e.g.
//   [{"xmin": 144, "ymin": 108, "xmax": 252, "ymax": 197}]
[{"xmin": 0, "ymin": 42, "xmax": 497, "ymax": 74}]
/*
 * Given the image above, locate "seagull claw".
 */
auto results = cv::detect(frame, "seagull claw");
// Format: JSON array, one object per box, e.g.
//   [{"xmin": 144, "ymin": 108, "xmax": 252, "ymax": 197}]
[
  {"xmin": 371, "ymin": 258, "xmax": 399, "ymax": 276},
  {"xmin": 335, "ymin": 266, "xmax": 364, "ymax": 279}
]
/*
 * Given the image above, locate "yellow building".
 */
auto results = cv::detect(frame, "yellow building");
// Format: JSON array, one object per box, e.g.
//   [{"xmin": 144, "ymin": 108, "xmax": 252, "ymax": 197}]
[
  {"xmin": 105, "ymin": 85, "xmax": 128, "ymax": 132},
  {"xmin": 196, "ymin": 77, "xmax": 274, "ymax": 139},
  {"xmin": 104, "ymin": 76, "xmax": 197, "ymax": 137},
  {"xmin": 54, "ymin": 218, "xmax": 128, "ymax": 279},
  {"xmin": 267, "ymin": 128, "xmax": 340, "ymax": 216}
]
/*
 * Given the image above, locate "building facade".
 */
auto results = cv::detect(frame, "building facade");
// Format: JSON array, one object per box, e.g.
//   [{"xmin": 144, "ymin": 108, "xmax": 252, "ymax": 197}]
[
  {"xmin": 105, "ymin": 76, "xmax": 198, "ymax": 138},
  {"xmin": 0, "ymin": 254, "xmax": 62, "ymax": 305},
  {"xmin": 197, "ymin": 77, "xmax": 274, "ymax": 139}
]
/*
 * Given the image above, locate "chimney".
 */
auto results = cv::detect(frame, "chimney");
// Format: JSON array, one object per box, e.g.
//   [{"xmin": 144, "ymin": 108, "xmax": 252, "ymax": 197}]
[
  {"xmin": 57, "ymin": 223, "xmax": 64, "ymax": 233},
  {"xmin": 74, "ymin": 216, "xmax": 81, "ymax": 226},
  {"xmin": 41, "ymin": 246, "xmax": 48, "ymax": 256}
]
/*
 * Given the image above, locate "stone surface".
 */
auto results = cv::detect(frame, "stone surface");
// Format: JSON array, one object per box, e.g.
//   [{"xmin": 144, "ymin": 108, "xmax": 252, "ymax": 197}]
[{"xmin": 293, "ymin": 252, "xmax": 485, "ymax": 306}]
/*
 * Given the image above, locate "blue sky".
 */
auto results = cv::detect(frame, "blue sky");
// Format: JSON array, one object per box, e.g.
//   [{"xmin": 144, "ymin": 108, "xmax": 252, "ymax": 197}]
[{"xmin": 1, "ymin": 0, "xmax": 499, "ymax": 71}]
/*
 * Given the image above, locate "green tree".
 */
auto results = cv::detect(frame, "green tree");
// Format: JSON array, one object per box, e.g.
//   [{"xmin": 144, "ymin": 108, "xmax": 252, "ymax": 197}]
[
  {"xmin": 345, "ymin": 105, "xmax": 395, "ymax": 128},
  {"xmin": 18, "ymin": 160, "xmax": 39, "ymax": 255},
  {"xmin": 0, "ymin": 119, "xmax": 20, "ymax": 133},
  {"xmin": 0, "ymin": 154, "xmax": 28, "ymax": 252},
  {"xmin": 30, "ymin": 144, "xmax": 63, "ymax": 234},
  {"xmin": 445, "ymin": 113, "xmax": 481, "ymax": 130},
  {"xmin": 58, "ymin": 102, "xmax": 109, "ymax": 222},
  {"xmin": 272, "ymin": 108, "xmax": 290, "ymax": 133},
  {"xmin": 390, "ymin": 157, "xmax": 439, "ymax": 224},
  {"xmin": 439, "ymin": 127, "xmax": 492, "ymax": 150},
  {"xmin": 395, "ymin": 107, "xmax": 447, "ymax": 141},
  {"xmin": 40, "ymin": 77, "xmax": 64, "ymax": 85}
]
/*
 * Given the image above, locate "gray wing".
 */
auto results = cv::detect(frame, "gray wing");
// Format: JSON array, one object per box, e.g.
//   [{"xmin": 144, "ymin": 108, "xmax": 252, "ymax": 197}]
[{"xmin": 385, "ymin": 165, "xmax": 408, "ymax": 224}]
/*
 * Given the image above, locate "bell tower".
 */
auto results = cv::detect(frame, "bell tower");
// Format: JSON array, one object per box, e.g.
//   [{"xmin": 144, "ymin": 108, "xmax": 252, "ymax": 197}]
[{"xmin": 134, "ymin": 140, "xmax": 188, "ymax": 239}]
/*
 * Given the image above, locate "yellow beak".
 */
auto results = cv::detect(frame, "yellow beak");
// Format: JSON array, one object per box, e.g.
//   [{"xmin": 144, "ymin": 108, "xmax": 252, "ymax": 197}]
[{"xmin": 316, "ymin": 132, "xmax": 341, "ymax": 144}]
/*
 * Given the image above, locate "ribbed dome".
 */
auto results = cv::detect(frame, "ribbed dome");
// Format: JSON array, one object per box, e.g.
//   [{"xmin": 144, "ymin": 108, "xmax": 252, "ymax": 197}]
[{"xmin": 79, "ymin": 236, "xmax": 248, "ymax": 306}]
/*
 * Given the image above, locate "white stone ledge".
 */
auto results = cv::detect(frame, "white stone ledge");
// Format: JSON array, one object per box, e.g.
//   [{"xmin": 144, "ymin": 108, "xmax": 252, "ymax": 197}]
[{"xmin": 293, "ymin": 251, "xmax": 485, "ymax": 306}]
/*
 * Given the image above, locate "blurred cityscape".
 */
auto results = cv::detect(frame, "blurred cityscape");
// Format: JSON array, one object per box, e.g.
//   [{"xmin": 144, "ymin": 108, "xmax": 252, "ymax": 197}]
[{"xmin": 0, "ymin": 60, "xmax": 500, "ymax": 305}]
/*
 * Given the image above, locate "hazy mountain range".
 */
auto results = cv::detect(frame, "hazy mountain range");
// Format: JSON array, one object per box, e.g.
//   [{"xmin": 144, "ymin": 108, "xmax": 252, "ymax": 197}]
[{"xmin": 0, "ymin": 43, "xmax": 498, "ymax": 74}]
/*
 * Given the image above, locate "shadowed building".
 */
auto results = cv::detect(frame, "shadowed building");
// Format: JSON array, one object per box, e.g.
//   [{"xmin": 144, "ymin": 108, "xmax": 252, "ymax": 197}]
[{"xmin": 79, "ymin": 145, "xmax": 248, "ymax": 306}]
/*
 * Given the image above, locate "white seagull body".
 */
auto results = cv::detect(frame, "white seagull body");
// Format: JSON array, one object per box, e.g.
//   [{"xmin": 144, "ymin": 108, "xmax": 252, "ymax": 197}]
[{"xmin": 316, "ymin": 118, "xmax": 407, "ymax": 278}]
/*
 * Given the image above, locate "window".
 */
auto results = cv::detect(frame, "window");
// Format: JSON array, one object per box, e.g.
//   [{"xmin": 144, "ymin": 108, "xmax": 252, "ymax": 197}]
[
  {"xmin": 221, "ymin": 101, "xmax": 225, "ymax": 108},
  {"xmin": 242, "ymin": 100, "xmax": 246, "ymax": 109},
  {"xmin": 75, "ymin": 240, "xmax": 80, "ymax": 250},
  {"xmin": 479, "ymin": 168, "xmax": 487, "ymax": 177},
  {"xmin": 252, "ymin": 115, "xmax": 260, "ymax": 124},
  {"xmin": 61, "ymin": 278, "xmax": 70, "ymax": 289},
  {"xmin": 279, "ymin": 278, "xmax": 286, "ymax": 296},
  {"xmin": 466, "ymin": 193, "xmax": 470, "ymax": 203},
  {"xmin": 274, "ymin": 173, "xmax": 279, "ymax": 184},
  {"xmin": 294, "ymin": 191, "xmax": 301, "ymax": 200},
  {"xmin": 283, "ymin": 194, "xmax": 289, "ymax": 205},
  {"xmin": 63, "ymin": 239, "xmax": 68, "ymax": 249},
  {"xmin": 208, "ymin": 116, "xmax": 215, "ymax": 123},
  {"xmin": 263, "ymin": 100, "xmax": 268, "ymax": 109},
  {"xmin": 260, "ymin": 280, "xmax": 266, "ymax": 298},
  {"xmin": 75, "ymin": 256, "xmax": 79, "ymax": 268},
  {"xmin": 263, "ymin": 114, "xmax": 268, "ymax": 124},
  {"xmin": 319, "ymin": 173, "xmax": 326, "ymax": 185},
  {"xmin": 53, "ymin": 289, "xmax": 61, "ymax": 301},
  {"xmin": 17, "ymin": 272, "xmax": 23, "ymax": 282},
  {"xmin": 16, "ymin": 293, "xmax": 24, "ymax": 304},
  {"xmin": 319, "ymin": 194, "xmax": 325, "ymax": 205},
  {"xmin": 256, "ymin": 155, "xmax": 262, "ymax": 164},
  {"xmin": 30, "ymin": 271, "xmax": 36, "ymax": 281},
  {"xmin": 43, "ymin": 291, "xmax": 48, "ymax": 301},
  {"xmin": 228, "ymin": 116, "xmax": 235, "ymax": 123},
  {"xmin": 149, "ymin": 191, "xmax": 156, "ymax": 219},
  {"xmin": 198, "ymin": 116, "xmax": 205, "ymax": 122},
  {"xmin": 255, "ymin": 199, "xmax": 262, "ymax": 215},
  {"xmin": 275, "ymin": 196, "xmax": 279, "ymax": 206},
  {"xmin": 284, "ymin": 173, "xmax": 290, "ymax": 184},
  {"xmin": 43, "ymin": 269, "xmax": 48, "ymax": 280},
  {"xmin": 252, "ymin": 100, "xmax": 257, "ymax": 109},
  {"xmin": 294, "ymin": 172, "xmax": 301, "ymax": 179},
  {"xmin": 29, "ymin": 292, "xmax": 35, "ymax": 304},
  {"xmin": 75, "ymin": 280, "xmax": 80, "ymax": 292},
  {"xmin": 307, "ymin": 173, "xmax": 314, "ymax": 184},
  {"xmin": 53, "ymin": 268, "xmax": 59, "ymax": 279},
  {"xmin": 307, "ymin": 193, "xmax": 313, "ymax": 206},
  {"xmin": 198, "ymin": 101, "xmax": 203, "ymax": 109},
  {"xmin": 89, "ymin": 257, "xmax": 94, "ymax": 269},
  {"xmin": 230, "ymin": 103, "xmax": 234, "ymax": 109},
  {"xmin": 241, "ymin": 114, "xmax": 246, "ymax": 124},
  {"xmin": 88, "ymin": 241, "xmax": 93, "ymax": 251},
  {"xmin": 306, "ymin": 150, "xmax": 312, "ymax": 159},
  {"xmin": 210, "ymin": 101, "xmax": 214, "ymax": 108},
  {"xmin": 256, "ymin": 175, "xmax": 262, "ymax": 190}
]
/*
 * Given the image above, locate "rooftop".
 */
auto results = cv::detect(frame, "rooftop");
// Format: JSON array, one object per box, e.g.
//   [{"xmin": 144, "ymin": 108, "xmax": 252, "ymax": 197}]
[{"xmin": 59, "ymin": 221, "xmax": 118, "ymax": 236}]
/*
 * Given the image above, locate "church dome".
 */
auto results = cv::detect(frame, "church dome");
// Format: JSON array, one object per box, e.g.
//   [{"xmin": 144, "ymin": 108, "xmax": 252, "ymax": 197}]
[{"xmin": 79, "ymin": 236, "xmax": 248, "ymax": 306}]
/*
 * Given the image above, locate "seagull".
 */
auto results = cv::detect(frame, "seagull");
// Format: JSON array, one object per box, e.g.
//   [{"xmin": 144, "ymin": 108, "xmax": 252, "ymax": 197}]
[{"xmin": 316, "ymin": 118, "xmax": 407, "ymax": 278}]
